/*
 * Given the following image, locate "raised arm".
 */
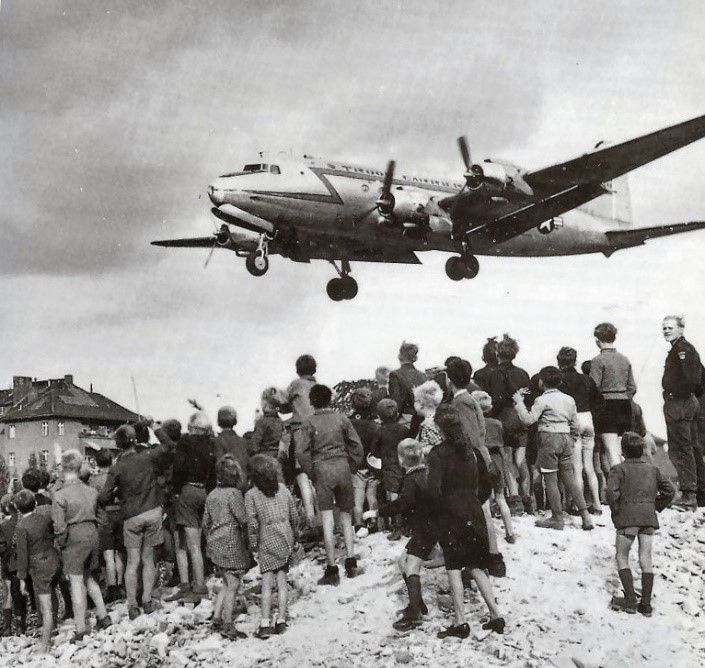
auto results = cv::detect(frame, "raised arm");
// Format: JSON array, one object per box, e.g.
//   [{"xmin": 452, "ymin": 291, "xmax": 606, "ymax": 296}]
[{"xmin": 513, "ymin": 391, "xmax": 543, "ymax": 426}]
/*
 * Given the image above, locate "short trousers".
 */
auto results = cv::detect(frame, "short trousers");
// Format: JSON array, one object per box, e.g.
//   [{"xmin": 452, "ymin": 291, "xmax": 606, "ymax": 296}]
[
  {"xmin": 498, "ymin": 406, "xmax": 529, "ymax": 449},
  {"xmin": 574, "ymin": 412, "xmax": 596, "ymax": 451},
  {"xmin": 438, "ymin": 518, "xmax": 490, "ymax": 571},
  {"xmin": 123, "ymin": 506, "xmax": 164, "ymax": 549},
  {"xmin": 29, "ymin": 550, "xmax": 61, "ymax": 595},
  {"xmin": 537, "ymin": 432, "xmax": 574, "ymax": 473},
  {"xmin": 99, "ymin": 509, "xmax": 124, "ymax": 552},
  {"xmin": 617, "ymin": 526, "xmax": 655, "ymax": 537},
  {"xmin": 313, "ymin": 458, "xmax": 354, "ymax": 512},
  {"xmin": 62, "ymin": 522, "xmax": 100, "ymax": 576},
  {"xmin": 174, "ymin": 484, "xmax": 207, "ymax": 528},
  {"xmin": 595, "ymin": 399, "xmax": 632, "ymax": 436},
  {"xmin": 488, "ymin": 449, "xmax": 506, "ymax": 494},
  {"xmin": 382, "ymin": 465, "xmax": 404, "ymax": 495},
  {"xmin": 405, "ymin": 524, "xmax": 439, "ymax": 561}
]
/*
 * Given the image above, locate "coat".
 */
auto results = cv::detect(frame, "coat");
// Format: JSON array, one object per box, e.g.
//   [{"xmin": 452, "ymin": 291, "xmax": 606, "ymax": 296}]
[{"xmin": 606, "ymin": 458, "xmax": 675, "ymax": 529}]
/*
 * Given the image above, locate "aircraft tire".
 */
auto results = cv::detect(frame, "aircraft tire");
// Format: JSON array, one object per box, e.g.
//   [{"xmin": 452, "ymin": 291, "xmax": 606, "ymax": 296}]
[
  {"xmin": 326, "ymin": 278, "xmax": 345, "ymax": 301},
  {"xmin": 245, "ymin": 252, "xmax": 269, "ymax": 277},
  {"xmin": 341, "ymin": 277, "xmax": 359, "ymax": 300},
  {"xmin": 463, "ymin": 254, "xmax": 480, "ymax": 279},
  {"xmin": 445, "ymin": 256, "xmax": 466, "ymax": 281}
]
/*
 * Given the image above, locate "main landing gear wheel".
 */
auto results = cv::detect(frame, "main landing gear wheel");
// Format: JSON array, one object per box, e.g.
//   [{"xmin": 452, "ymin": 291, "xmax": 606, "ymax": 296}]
[
  {"xmin": 326, "ymin": 276, "xmax": 358, "ymax": 301},
  {"xmin": 245, "ymin": 252, "xmax": 269, "ymax": 277},
  {"xmin": 445, "ymin": 255, "xmax": 480, "ymax": 281}
]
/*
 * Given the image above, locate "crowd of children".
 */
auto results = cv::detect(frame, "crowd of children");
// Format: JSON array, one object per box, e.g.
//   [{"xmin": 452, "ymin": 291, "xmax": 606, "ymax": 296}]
[{"xmin": 0, "ymin": 323, "xmax": 694, "ymax": 651}]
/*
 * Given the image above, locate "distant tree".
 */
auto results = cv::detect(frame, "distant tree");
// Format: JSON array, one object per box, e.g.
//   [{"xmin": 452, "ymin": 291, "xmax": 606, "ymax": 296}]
[{"xmin": 0, "ymin": 455, "xmax": 8, "ymax": 497}]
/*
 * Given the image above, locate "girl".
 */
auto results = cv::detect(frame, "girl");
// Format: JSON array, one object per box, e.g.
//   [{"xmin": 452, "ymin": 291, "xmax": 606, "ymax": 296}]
[
  {"xmin": 429, "ymin": 405, "xmax": 505, "ymax": 639},
  {"xmin": 13, "ymin": 489, "xmax": 61, "ymax": 653},
  {"xmin": 245, "ymin": 455, "xmax": 298, "ymax": 639},
  {"xmin": 51, "ymin": 449, "xmax": 111, "ymax": 642},
  {"xmin": 203, "ymin": 455, "xmax": 250, "ymax": 640}
]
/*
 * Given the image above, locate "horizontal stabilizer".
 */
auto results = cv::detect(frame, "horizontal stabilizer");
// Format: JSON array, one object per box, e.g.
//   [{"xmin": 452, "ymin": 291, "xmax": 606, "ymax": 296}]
[{"xmin": 606, "ymin": 220, "xmax": 705, "ymax": 249}]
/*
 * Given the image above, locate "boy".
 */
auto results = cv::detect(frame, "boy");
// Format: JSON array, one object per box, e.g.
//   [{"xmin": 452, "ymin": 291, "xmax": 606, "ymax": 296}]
[
  {"xmin": 250, "ymin": 390, "xmax": 285, "ymax": 461},
  {"xmin": 14, "ymin": 489, "xmax": 61, "ymax": 653},
  {"xmin": 99, "ymin": 423, "xmax": 174, "ymax": 618},
  {"xmin": 0, "ymin": 494, "xmax": 26, "ymax": 637},
  {"xmin": 472, "ymin": 391, "xmax": 515, "ymax": 543},
  {"xmin": 373, "ymin": 398, "xmax": 409, "ymax": 540},
  {"xmin": 21, "ymin": 468, "xmax": 52, "ymax": 507},
  {"xmin": 513, "ymin": 366, "xmax": 594, "ymax": 531},
  {"xmin": 378, "ymin": 439, "xmax": 436, "ymax": 631},
  {"xmin": 299, "ymin": 384, "xmax": 364, "ymax": 584},
  {"xmin": 607, "ymin": 432, "xmax": 675, "ymax": 615},
  {"xmin": 88, "ymin": 449, "xmax": 124, "ymax": 603},
  {"xmin": 214, "ymin": 406, "xmax": 249, "ymax": 485}
]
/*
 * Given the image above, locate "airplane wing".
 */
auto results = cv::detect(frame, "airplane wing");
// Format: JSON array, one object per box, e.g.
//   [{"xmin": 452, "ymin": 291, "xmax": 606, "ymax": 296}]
[
  {"xmin": 151, "ymin": 236, "xmax": 217, "ymax": 248},
  {"xmin": 463, "ymin": 113, "xmax": 705, "ymax": 244},
  {"xmin": 605, "ymin": 220, "xmax": 705, "ymax": 250}
]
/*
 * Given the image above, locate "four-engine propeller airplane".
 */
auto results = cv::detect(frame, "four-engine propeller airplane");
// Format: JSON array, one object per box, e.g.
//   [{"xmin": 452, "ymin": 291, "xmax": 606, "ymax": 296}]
[{"xmin": 153, "ymin": 113, "xmax": 705, "ymax": 300}]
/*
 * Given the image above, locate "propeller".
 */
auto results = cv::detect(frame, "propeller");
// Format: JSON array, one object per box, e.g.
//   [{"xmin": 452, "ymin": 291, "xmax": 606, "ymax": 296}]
[
  {"xmin": 450, "ymin": 136, "xmax": 487, "ymax": 228},
  {"xmin": 353, "ymin": 159, "xmax": 397, "ymax": 225},
  {"xmin": 203, "ymin": 224, "xmax": 231, "ymax": 268}
]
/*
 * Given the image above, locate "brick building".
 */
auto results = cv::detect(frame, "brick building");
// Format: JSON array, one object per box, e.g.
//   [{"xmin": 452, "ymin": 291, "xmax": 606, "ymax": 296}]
[{"xmin": 0, "ymin": 375, "xmax": 139, "ymax": 475}]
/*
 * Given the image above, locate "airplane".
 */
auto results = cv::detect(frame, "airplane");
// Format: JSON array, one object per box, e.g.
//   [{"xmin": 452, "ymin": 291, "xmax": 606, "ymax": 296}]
[{"xmin": 153, "ymin": 113, "xmax": 705, "ymax": 301}]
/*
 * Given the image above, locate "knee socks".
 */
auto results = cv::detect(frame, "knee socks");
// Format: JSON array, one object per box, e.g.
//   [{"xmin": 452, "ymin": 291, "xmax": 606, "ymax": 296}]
[
  {"xmin": 406, "ymin": 575, "xmax": 427, "ymax": 616},
  {"xmin": 618, "ymin": 568, "xmax": 637, "ymax": 603},
  {"xmin": 641, "ymin": 572, "xmax": 654, "ymax": 605}
]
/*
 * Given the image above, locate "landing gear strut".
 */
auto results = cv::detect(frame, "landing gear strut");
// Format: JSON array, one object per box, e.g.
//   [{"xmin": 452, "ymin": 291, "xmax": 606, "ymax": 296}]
[
  {"xmin": 327, "ymin": 259, "xmax": 358, "ymax": 301},
  {"xmin": 445, "ymin": 246, "xmax": 480, "ymax": 281},
  {"xmin": 245, "ymin": 234, "xmax": 270, "ymax": 277}
]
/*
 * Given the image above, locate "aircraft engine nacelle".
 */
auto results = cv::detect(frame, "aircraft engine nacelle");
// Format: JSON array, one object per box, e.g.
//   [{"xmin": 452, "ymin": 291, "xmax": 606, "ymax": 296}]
[
  {"xmin": 477, "ymin": 162, "xmax": 508, "ymax": 193},
  {"xmin": 390, "ymin": 190, "xmax": 430, "ymax": 225},
  {"xmin": 215, "ymin": 224, "xmax": 232, "ymax": 247},
  {"xmin": 428, "ymin": 214, "xmax": 453, "ymax": 235}
]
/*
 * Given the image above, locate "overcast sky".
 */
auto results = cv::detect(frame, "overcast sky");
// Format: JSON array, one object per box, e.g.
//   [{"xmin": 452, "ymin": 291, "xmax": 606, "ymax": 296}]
[{"xmin": 2, "ymin": 1, "xmax": 705, "ymax": 434}]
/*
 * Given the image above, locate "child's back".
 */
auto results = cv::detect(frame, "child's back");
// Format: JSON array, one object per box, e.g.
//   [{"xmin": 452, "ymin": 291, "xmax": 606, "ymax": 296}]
[
  {"xmin": 0, "ymin": 514, "xmax": 18, "ymax": 575},
  {"xmin": 607, "ymin": 458, "xmax": 674, "ymax": 529},
  {"xmin": 249, "ymin": 413, "xmax": 284, "ymax": 459},
  {"xmin": 376, "ymin": 422, "xmax": 409, "ymax": 494},
  {"xmin": 204, "ymin": 486, "xmax": 249, "ymax": 572}
]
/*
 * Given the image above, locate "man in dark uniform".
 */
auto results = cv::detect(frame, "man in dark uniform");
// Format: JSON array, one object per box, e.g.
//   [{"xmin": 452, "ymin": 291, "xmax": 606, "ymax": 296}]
[{"xmin": 662, "ymin": 315, "xmax": 705, "ymax": 509}]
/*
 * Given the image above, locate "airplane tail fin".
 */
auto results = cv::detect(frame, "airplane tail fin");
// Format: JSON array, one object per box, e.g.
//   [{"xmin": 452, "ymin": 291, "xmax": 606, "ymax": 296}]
[{"xmin": 579, "ymin": 175, "xmax": 633, "ymax": 226}]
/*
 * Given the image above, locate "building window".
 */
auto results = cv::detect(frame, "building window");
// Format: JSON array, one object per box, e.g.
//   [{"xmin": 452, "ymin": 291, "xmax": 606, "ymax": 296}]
[
  {"xmin": 8, "ymin": 452, "xmax": 15, "ymax": 467},
  {"xmin": 41, "ymin": 450, "xmax": 49, "ymax": 466},
  {"xmin": 0, "ymin": 406, "xmax": 4, "ymax": 415},
  {"xmin": 41, "ymin": 421, "xmax": 49, "ymax": 436},
  {"xmin": 9, "ymin": 425, "xmax": 15, "ymax": 439},
  {"xmin": 58, "ymin": 421, "xmax": 65, "ymax": 436}
]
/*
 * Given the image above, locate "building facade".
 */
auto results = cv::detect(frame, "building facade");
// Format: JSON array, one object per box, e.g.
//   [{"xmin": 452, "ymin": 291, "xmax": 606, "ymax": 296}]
[{"xmin": 0, "ymin": 375, "xmax": 139, "ymax": 475}]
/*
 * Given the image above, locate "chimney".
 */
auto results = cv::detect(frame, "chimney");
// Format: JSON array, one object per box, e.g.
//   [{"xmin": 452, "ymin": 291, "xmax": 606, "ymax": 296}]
[
  {"xmin": 64, "ymin": 374, "xmax": 74, "ymax": 387},
  {"xmin": 12, "ymin": 376, "xmax": 33, "ymax": 406}
]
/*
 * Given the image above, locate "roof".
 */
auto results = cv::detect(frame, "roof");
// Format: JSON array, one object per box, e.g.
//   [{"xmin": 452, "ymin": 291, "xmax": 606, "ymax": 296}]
[{"xmin": 0, "ymin": 378, "xmax": 139, "ymax": 424}]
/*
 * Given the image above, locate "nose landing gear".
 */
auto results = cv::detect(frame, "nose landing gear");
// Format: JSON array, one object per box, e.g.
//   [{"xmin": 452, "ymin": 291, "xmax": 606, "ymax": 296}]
[
  {"xmin": 327, "ymin": 259, "xmax": 358, "ymax": 301},
  {"xmin": 245, "ymin": 234, "xmax": 270, "ymax": 277}
]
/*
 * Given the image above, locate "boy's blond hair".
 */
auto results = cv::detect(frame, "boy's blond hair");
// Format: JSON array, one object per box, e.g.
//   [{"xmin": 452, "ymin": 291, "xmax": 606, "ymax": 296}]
[
  {"xmin": 397, "ymin": 438, "xmax": 423, "ymax": 468},
  {"xmin": 61, "ymin": 449, "xmax": 84, "ymax": 473},
  {"xmin": 471, "ymin": 390, "xmax": 493, "ymax": 415}
]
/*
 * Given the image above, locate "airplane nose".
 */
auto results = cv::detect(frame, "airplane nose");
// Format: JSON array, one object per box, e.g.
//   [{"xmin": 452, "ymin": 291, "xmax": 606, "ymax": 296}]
[{"xmin": 208, "ymin": 184, "xmax": 224, "ymax": 205}]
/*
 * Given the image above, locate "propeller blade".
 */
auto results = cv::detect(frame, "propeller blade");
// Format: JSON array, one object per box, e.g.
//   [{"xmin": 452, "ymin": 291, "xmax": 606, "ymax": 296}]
[
  {"xmin": 353, "ymin": 204, "xmax": 380, "ymax": 226},
  {"xmin": 381, "ymin": 160, "xmax": 396, "ymax": 199},
  {"xmin": 457, "ymin": 136, "xmax": 471, "ymax": 170},
  {"xmin": 203, "ymin": 242, "xmax": 216, "ymax": 269}
]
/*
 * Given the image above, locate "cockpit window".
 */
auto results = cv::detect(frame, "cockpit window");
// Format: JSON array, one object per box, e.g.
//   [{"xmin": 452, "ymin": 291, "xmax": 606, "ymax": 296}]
[
  {"xmin": 270, "ymin": 165, "xmax": 280, "ymax": 174},
  {"xmin": 218, "ymin": 163, "xmax": 278, "ymax": 178},
  {"xmin": 243, "ymin": 163, "xmax": 268, "ymax": 172}
]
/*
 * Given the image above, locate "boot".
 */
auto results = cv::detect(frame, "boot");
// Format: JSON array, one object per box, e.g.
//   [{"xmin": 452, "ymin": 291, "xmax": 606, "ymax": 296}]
[
  {"xmin": 393, "ymin": 575, "xmax": 424, "ymax": 631},
  {"xmin": 611, "ymin": 568, "xmax": 637, "ymax": 613},
  {"xmin": 533, "ymin": 481, "xmax": 546, "ymax": 511},
  {"xmin": 638, "ymin": 572, "xmax": 654, "ymax": 617},
  {"xmin": 437, "ymin": 622, "xmax": 470, "ymax": 639},
  {"xmin": 674, "ymin": 491, "xmax": 697, "ymax": 510},
  {"xmin": 344, "ymin": 557, "xmax": 358, "ymax": 578},
  {"xmin": 2, "ymin": 609, "xmax": 12, "ymax": 637},
  {"xmin": 522, "ymin": 495, "xmax": 536, "ymax": 515},
  {"xmin": 482, "ymin": 617, "xmax": 506, "ymax": 634},
  {"xmin": 318, "ymin": 565, "xmax": 340, "ymax": 586},
  {"xmin": 535, "ymin": 516, "xmax": 564, "ymax": 531}
]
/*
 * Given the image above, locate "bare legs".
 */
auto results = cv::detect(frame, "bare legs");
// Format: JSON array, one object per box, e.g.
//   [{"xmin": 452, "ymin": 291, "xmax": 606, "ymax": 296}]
[
  {"xmin": 258, "ymin": 570, "xmax": 288, "ymax": 628},
  {"xmin": 321, "ymin": 509, "xmax": 355, "ymax": 566},
  {"xmin": 140, "ymin": 546, "xmax": 156, "ymax": 605},
  {"xmin": 445, "ymin": 570, "xmax": 466, "ymax": 626},
  {"xmin": 183, "ymin": 527, "xmax": 205, "ymax": 590},
  {"xmin": 295, "ymin": 472, "xmax": 317, "ymax": 526},
  {"xmin": 124, "ymin": 547, "xmax": 141, "ymax": 608},
  {"xmin": 602, "ymin": 433, "xmax": 622, "ymax": 468},
  {"xmin": 514, "ymin": 447, "xmax": 531, "ymax": 498},
  {"xmin": 37, "ymin": 593, "xmax": 53, "ymax": 652},
  {"xmin": 103, "ymin": 549, "xmax": 124, "ymax": 589}
]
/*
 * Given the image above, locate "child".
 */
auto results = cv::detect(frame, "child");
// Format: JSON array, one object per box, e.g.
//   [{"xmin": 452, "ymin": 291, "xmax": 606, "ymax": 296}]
[
  {"xmin": 0, "ymin": 494, "xmax": 27, "ymax": 637},
  {"xmin": 413, "ymin": 381, "xmax": 444, "ymax": 456},
  {"xmin": 472, "ymin": 391, "xmax": 516, "ymax": 543},
  {"xmin": 13, "ymin": 489, "xmax": 61, "ymax": 653},
  {"xmin": 348, "ymin": 387, "xmax": 381, "ymax": 537},
  {"xmin": 373, "ymin": 398, "xmax": 409, "ymax": 540},
  {"xmin": 250, "ymin": 389, "xmax": 285, "ymax": 460},
  {"xmin": 606, "ymin": 432, "xmax": 675, "ymax": 615},
  {"xmin": 52, "ymin": 449, "xmax": 111, "ymax": 641},
  {"xmin": 21, "ymin": 468, "xmax": 52, "ymax": 507},
  {"xmin": 203, "ymin": 455, "xmax": 250, "ymax": 640},
  {"xmin": 513, "ymin": 367, "xmax": 594, "ymax": 531},
  {"xmin": 245, "ymin": 455, "xmax": 298, "ymax": 639},
  {"xmin": 88, "ymin": 449, "xmax": 124, "ymax": 603},
  {"xmin": 214, "ymin": 407, "xmax": 250, "ymax": 486},
  {"xmin": 299, "ymin": 384, "xmax": 364, "ymax": 584},
  {"xmin": 378, "ymin": 439, "xmax": 436, "ymax": 631}
]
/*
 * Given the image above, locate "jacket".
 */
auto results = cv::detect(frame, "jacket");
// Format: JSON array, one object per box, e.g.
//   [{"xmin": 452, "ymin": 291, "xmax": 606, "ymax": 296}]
[
  {"xmin": 378, "ymin": 465, "xmax": 435, "ymax": 534},
  {"xmin": 662, "ymin": 336, "xmax": 703, "ymax": 399},
  {"xmin": 15, "ymin": 508, "xmax": 58, "ymax": 580},
  {"xmin": 214, "ymin": 429, "xmax": 250, "ymax": 485},
  {"xmin": 298, "ymin": 408, "xmax": 364, "ymax": 477},
  {"xmin": 606, "ymin": 458, "xmax": 675, "ymax": 529},
  {"xmin": 515, "ymin": 388, "xmax": 578, "ymax": 434},
  {"xmin": 52, "ymin": 478, "xmax": 98, "ymax": 545},
  {"xmin": 483, "ymin": 362, "xmax": 531, "ymax": 415},
  {"xmin": 560, "ymin": 367, "xmax": 602, "ymax": 413},
  {"xmin": 249, "ymin": 413, "xmax": 284, "ymax": 458},
  {"xmin": 172, "ymin": 433, "xmax": 217, "ymax": 493},
  {"xmin": 590, "ymin": 348, "xmax": 637, "ymax": 400},
  {"xmin": 389, "ymin": 363, "xmax": 427, "ymax": 416},
  {"xmin": 451, "ymin": 390, "xmax": 486, "ymax": 450},
  {"xmin": 283, "ymin": 375, "xmax": 316, "ymax": 424},
  {"xmin": 98, "ymin": 432, "xmax": 174, "ymax": 520},
  {"xmin": 0, "ymin": 515, "xmax": 18, "ymax": 573}
]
